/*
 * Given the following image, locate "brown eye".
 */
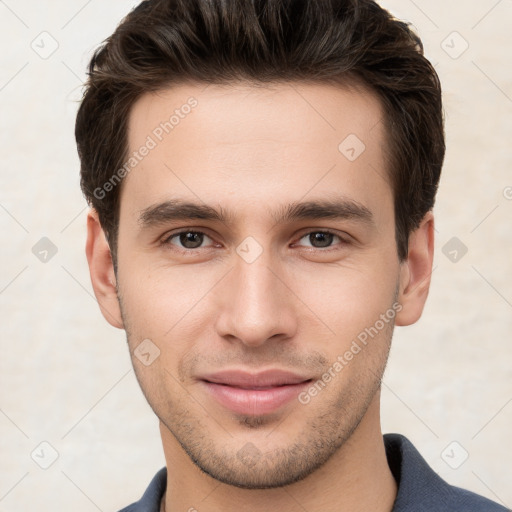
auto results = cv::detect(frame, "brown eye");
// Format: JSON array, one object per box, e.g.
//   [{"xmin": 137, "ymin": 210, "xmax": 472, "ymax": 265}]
[
  {"xmin": 296, "ymin": 231, "xmax": 346, "ymax": 249},
  {"xmin": 163, "ymin": 231, "xmax": 213, "ymax": 250},
  {"xmin": 308, "ymin": 232, "xmax": 335, "ymax": 248}
]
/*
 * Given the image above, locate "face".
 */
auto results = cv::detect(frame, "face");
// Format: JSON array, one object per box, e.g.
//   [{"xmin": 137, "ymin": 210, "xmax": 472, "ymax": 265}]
[{"xmin": 87, "ymin": 80, "xmax": 433, "ymax": 489}]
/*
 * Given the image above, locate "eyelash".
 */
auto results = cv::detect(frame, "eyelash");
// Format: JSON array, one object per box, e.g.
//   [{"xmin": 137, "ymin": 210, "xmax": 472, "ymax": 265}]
[{"xmin": 159, "ymin": 229, "xmax": 350, "ymax": 254}]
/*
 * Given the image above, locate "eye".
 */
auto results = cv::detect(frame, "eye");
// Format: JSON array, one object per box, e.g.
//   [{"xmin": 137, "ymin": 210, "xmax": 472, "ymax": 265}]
[
  {"xmin": 160, "ymin": 229, "xmax": 349, "ymax": 254},
  {"xmin": 294, "ymin": 230, "xmax": 347, "ymax": 250},
  {"xmin": 162, "ymin": 230, "xmax": 215, "ymax": 251}
]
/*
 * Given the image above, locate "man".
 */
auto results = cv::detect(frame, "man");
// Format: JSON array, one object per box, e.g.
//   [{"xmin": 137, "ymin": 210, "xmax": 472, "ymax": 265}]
[{"xmin": 76, "ymin": 1, "xmax": 508, "ymax": 511}]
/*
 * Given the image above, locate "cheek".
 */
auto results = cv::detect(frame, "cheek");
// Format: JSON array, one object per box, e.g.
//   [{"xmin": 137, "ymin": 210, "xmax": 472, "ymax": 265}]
[
  {"xmin": 289, "ymin": 259, "xmax": 399, "ymax": 340},
  {"xmin": 118, "ymin": 260, "xmax": 220, "ymax": 353}
]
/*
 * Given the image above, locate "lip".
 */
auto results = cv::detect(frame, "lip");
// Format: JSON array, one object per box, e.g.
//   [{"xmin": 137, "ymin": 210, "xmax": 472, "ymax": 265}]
[
  {"xmin": 198, "ymin": 369, "xmax": 312, "ymax": 415},
  {"xmin": 199, "ymin": 369, "xmax": 311, "ymax": 388}
]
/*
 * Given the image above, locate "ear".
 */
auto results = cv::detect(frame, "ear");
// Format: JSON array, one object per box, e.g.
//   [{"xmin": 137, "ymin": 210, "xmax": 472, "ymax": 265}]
[
  {"xmin": 85, "ymin": 208, "xmax": 124, "ymax": 329},
  {"xmin": 395, "ymin": 211, "xmax": 435, "ymax": 326}
]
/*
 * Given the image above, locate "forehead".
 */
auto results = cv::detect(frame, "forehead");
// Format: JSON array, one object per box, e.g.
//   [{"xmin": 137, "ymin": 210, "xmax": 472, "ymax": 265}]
[
  {"xmin": 127, "ymin": 79, "xmax": 385, "ymax": 148},
  {"xmin": 120, "ymin": 80, "xmax": 390, "ymax": 224}
]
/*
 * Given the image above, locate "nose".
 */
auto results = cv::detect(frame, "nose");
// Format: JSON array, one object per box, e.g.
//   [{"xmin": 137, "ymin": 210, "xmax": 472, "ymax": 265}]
[{"xmin": 214, "ymin": 248, "xmax": 298, "ymax": 348}]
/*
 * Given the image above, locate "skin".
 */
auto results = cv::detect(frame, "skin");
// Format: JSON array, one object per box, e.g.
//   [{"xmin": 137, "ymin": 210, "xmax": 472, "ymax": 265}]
[{"xmin": 86, "ymin": 81, "xmax": 434, "ymax": 512}]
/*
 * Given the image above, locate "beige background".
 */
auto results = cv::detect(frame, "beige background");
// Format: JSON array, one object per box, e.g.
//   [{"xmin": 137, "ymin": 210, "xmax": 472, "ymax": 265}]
[{"xmin": 0, "ymin": 0, "xmax": 511, "ymax": 510}]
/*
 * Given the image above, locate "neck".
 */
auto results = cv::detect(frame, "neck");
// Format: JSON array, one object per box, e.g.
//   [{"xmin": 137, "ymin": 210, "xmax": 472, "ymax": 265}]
[{"xmin": 160, "ymin": 395, "xmax": 397, "ymax": 512}]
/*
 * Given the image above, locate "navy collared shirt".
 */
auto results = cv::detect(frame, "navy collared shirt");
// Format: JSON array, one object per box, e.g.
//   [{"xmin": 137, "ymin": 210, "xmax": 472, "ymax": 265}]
[{"xmin": 118, "ymin": 433, "xmax": 509, "ymax": 511}]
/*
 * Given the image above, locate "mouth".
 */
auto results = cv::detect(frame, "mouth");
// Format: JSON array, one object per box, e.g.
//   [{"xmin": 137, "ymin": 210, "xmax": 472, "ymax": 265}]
[
  {"xmin": 198, "ymin": 372, "xmax": 313, "ymax": 415},
  {"xmin": 201, "ymin": 379, "xmax": 313, "ymax": 390},
  {"xmin": 199, "ymin": 369, "xmax": 313, "ymax": 388}
]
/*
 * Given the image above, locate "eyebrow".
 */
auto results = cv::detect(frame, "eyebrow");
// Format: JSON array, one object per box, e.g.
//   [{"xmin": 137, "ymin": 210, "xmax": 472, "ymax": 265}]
[{"xmin": 137, "ymin": 197, "xmax": 375, "ymax": 231}]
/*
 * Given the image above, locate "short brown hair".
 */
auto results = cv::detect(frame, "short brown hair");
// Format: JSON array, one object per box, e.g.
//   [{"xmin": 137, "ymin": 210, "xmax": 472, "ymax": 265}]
[{"xmin": 75, "ymin": 0, "xmax": 445, "ymax": 271}]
